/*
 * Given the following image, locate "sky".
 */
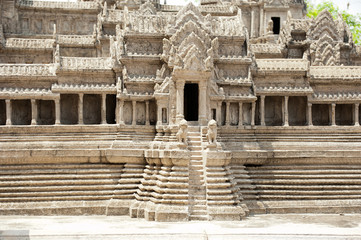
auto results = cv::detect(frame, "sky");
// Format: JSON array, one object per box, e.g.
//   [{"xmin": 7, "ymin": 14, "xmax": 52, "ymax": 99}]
[
  {"xmin": 42, "ymin": 0, "xmax": 361, "ymax": 15},
  {"xmin": 311, "ymin": 0, "xmax": 361, "ymax": 15},
  {"xmin": 164, "ymin": 0, "xmax": 361, "ymax": 15}
]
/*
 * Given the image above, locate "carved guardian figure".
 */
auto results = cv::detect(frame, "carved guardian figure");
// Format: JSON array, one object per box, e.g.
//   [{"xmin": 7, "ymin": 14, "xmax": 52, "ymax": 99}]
[
  {"xmin": 206, "ymin": 119, "xmax": 217, "ymax": 144},
  {"xmin": 176, "ymin": 119, "xmax": 188, "ymax": 145}
]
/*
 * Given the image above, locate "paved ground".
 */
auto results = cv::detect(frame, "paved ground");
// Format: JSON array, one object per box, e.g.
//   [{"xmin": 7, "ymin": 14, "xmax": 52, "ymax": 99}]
[{"xmin": 0, "ymin": 214, "xmax": 361, "ymax": 239}]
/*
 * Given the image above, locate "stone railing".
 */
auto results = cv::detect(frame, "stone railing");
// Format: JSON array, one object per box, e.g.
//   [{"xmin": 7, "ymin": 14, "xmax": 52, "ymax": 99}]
[
  {"xmin": 129, "ymin": 14, "xmax": 165, "ymax": 34},
  {"xmin": 291, "ymin": 19, "xmax": 311, "ymax": 32},
  {"xmin": 18, "ymin": 0, "xmax": 99, "ymax": 10},
  {"xmin": 310, "ymin": 66, "xmax": 361, "ymax": 80},
  {"xmin": 161, "ymin": 5, "xmax": 234, "ymax": 14},
  {"xmin": 57, "ymin": 35, "xmax": 95, "ymax": 47},
  {"xmin": 0, "ymin": 64, "xmax": 55, "ymax": 77},
  {"xmin": 213, "ymin": 18, "xmax": 244, "ymax": 37},
  {"xmin": 52, "ymin": 83, "xmax": 116, "ymax": 93},
  {"xmin": 250, "ymin": 44, "xmax": 283, "ymax": 54},
  {"xmin": 60, "ymin": 57, "xmax": 113, "ymax": 71},
  {"xmin": 6, "ymin": 38, "xmax": 54, "ymax": 50},
  {"xmin": 256, "ymin": 59, "xmax": 308, "ymax": 72}
]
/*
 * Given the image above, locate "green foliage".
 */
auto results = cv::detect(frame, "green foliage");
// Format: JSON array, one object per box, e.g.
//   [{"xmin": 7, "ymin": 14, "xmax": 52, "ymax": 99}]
[{"xmin": 306, "ymin": 0, "xmax": 361, "ymax": 45}]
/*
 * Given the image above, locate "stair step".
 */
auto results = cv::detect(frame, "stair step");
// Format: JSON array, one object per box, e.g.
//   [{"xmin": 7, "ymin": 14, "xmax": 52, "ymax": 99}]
[
  {"xmin": 258, "ymin": 195, "xmax": 361, "ymax": 200},
  {"xmin": 252, "ymin": 179, "xmax": 361, "ymax": 184},
  {"xmin": 191, "ymin": 210, "xmax": 208, "ymax": 215},
  {"xmin": 249, "ymin": 174, "xmax": 361, "ymax": 179},
  {"xmin": 189, "ymin": 215, "xmax": 208, "ymax": 221},
  {"xmin": 192, "ymin": 205, "xmax": 207, "ymax": 211},
  {"xmin": 0, "ymin": 173, "xmax": 123, "ymax": 181}
]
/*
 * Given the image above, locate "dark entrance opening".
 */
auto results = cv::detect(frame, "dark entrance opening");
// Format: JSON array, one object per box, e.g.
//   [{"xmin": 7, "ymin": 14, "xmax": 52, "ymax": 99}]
[
  {"xmin": 184, "ymin": 83, "xmax": 199, "ymax": 121},
  {"xmin": 271, "ymin": 17, "xmax": 281, "ymax": 34}
]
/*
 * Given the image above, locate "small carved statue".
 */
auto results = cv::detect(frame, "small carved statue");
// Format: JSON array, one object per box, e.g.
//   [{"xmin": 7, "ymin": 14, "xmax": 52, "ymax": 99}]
[
  {"xmin": 267, "ymin": 20, "xmax": 274, "ymax": 35},
  {"xmin": 206, "ymin": 119, "xmax": 217, "ymax": 145},
  {"xmin": 176, "ymin": 119, "xmax": 188, "ymax": 145}
]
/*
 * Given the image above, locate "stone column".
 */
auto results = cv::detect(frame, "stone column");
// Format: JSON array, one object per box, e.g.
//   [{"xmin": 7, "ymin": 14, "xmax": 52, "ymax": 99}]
[
  {"xmin": 101, "ymin": 93, "xmax": 106, "ymax": 124},
  {"xmin": 216, "ymin": 101, "xmax": 222, "ymax": 126},
  {"xmin": 78, "ymin": 93, "xmax": 83, "ymax": 124},
  {"xmin": 238, "ymin": 102, "xmax": 243, "ymax": 127},
  {"xmin": 55, "ymin": 98, "xmax": 60, "ymax": 125},
  {"xmin": 251, "ymin": 101, "xmax": 255, "ymax": 126},
  {"xmin": 307, "ymin": 103, "xmax": 313, "ymax": 126},
  {"xmin": 146, "ymin": 100, "xmax": 150, "ymax": 126},
  {"xmin": 5, "ymin": 99, "xmax": 11, "ymax": 125},
  {"xmin": 31, "ymin": 99, "xmax": 37, "ymax": 125},
  {"xmin": 251, "ymin": 7, "xmax": 256, "ymax": 38},
  {"xmin": 176, "ymin": 80, "xmax": 185, "ymax": 122},
  {"xmin": 156, "ymin": 100, "xmax": 163, "ymax": 125},
  {"xmin": 259, "ymin": 7, "xmax": 264, "ymax": 36},
  {"xmin": 225, "ymin": 101, "xmax": 230, "ymax": 126},
  {"xmin": 199, "ymin": 82, "xmax": 207, "ymax": 125},
  {"xmin": 118, "ymin": 99, "xmax": 124, "ymax": 125},
  {"xmin": 355, "ymin": 103, "xmax": 360, "ymax": 126},
  {"xmin": 283, "ymin": 96, "xmax": 289, "ymax": 127},
  {"xmin": 331, "ymin": 103, "xmax": 336, "ymax": 126},
  {"xmin": 260, "ymin": 95, "xmax": 265, "ymax": 126},
  {"xmin": 132, "ymin": 100, "xmax": 137, "ymax": 126}
]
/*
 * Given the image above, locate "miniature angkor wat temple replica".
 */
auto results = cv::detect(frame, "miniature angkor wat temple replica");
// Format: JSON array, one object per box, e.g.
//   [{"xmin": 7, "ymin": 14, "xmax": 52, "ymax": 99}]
[{"xmin": 1, "ymin": 0, "xmax": 361, "ymax": 221}]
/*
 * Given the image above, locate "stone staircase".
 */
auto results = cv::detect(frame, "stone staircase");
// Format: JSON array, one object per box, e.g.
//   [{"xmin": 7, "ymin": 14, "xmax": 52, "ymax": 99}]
[
  {"xmin": 245, "ymin": 164, "xmax": 361, "ymax": 214},
  {"xmin": 0, "ymin": 163, "xmax": 142, "ymax": 203},
  {"xmin": 187, "ymin": 126, "xmax": 208, "ymax": 221}
]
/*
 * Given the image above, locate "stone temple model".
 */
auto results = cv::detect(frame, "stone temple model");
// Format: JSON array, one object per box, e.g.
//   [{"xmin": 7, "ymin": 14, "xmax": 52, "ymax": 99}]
[{"xmin": 1, "ymin": 0, "xmax": 361, "ymax": 222}]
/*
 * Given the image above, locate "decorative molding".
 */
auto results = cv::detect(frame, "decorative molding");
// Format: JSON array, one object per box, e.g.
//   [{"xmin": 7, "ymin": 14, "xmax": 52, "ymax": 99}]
[
  {"xmin": 0, "ymin": 64, "xmax": 56, "ymax": 77},
  {"xmin": 18, "ymin": 0, "xmax": 99, "ymax": 11},
  {"xmin": 60, "ymin": 57, "xmax": 113, "ymax": 71},
  {"xmin": 0, "ymin": 87, "xmax": 58, "ymax": 99},
  {"xmin": 310, "ymin": 92, "xmax": 361, "ymax": 103},
  {"xmin": 256, "ymin": 85, "xmax": 313, "ymax": 95},
  {"xmin": 51, "ymin": 83, "xmax": 116, "ymax": 94},
  {"xmin": 57, "ymin": 35, "xmax": 95, "ymax": 47},
  {"xmin": 5, "ymin": 38, "xmax": 54, "ymax": 50},
  {"xmin": 256, "ymin": 59, "xmax": 308, "ymax": 73},
  {"xmin": 310, "ymin": 66, "xmax": 361, "ymax": 80}
]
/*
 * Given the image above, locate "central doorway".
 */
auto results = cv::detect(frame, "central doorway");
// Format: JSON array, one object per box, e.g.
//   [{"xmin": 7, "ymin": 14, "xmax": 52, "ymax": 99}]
[{"xmin": 184, "ymin": 83, "xmax": 199, "ymax": 121}]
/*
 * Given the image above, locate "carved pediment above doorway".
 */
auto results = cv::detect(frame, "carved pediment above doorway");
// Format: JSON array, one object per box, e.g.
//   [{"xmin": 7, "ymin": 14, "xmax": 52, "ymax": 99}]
[{"xmin": 161, "ymin": 4, "xmax": 219, "ymax": 74}]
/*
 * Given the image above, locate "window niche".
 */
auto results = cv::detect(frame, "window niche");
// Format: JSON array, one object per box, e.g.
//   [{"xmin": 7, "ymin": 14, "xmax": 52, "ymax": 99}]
[
  {"xmin": 271, "ymin": 17, "xmax": 281, "ymax": 34},
  {"xmin": 60, "ymin": 94, "xmax": 78, "ymax": 124},
  {"xmin": 12, "ymin": 100, "xmax": 31, "ymax": 125},
  {"xmin": 0, "ymin": 100, "xmax": 5, "ymax": 125},
  {"xmin": 242, "ymin": 103, "xmax": 252, "ymax": 126},
  {"xmin": 336, "ymin": 104, "xmax": 353, "ymax": 126},
  {"xmin": 37, "ymin": 100, "xmax": 55, "ymax": 125},
  {"xmin": 106, "ymin": 94, "xmax": 116, "ymax": 124},
  {"xmin": 288, "ymin": 96, "xmax": 307, "ymax": 126},
  {"xmin": 83, "ymin": 94, "xmax": 101, "ymax": 124},
  {"xmin": 312, "ymin": 104, "xmax": 329, "ymax": 126},
  {"xmin": 265, "ymin": 96, "xmax": 283, "ymax": 126}
]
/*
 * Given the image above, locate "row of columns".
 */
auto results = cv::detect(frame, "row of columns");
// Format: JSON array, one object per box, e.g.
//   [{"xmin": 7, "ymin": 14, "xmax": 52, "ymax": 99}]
[
  {"xmin": 117, "ymin": 99, "xmax": 151, "ymax": 126},
  {"xmin": 258, "ymin": 95, "xmax": 361, "ymax": 127},
  {"xmin": 4, "ymin": 99, "xmax": 61, "ymax": 126},
  {"xmin": 3, "ymin": 94, "xmax": 114, "ymax": 125},
  {"xmin": 307, "ymin": 102, "xmax": 360, "ymax": 127},
  {"xmin": 77, "ymin": 93, "xmax": 107, "ymax": 125},
  {"xmin": 217, "ymin": 101, "xmax": 256, "ymax": 127}
]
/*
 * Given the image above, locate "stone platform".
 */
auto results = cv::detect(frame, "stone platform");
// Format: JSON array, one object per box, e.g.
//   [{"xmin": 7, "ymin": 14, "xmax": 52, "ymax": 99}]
[{"xmin": 0, "ymin": 214, "xmax": 361, "ymax": 240}]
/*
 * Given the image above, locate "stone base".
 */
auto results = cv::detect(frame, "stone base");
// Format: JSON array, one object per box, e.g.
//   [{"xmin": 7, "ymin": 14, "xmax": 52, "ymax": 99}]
[
  {"xmin": 208, "ymin": 206, "xmax": 246, "ymax": 221},
  {"xmin": 130, "ymin": 200, "xmax": 189, "ymax": 221},
  {"xmin": 0, "ymin": 200, "xmax": 133, "ymax": 216}
]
